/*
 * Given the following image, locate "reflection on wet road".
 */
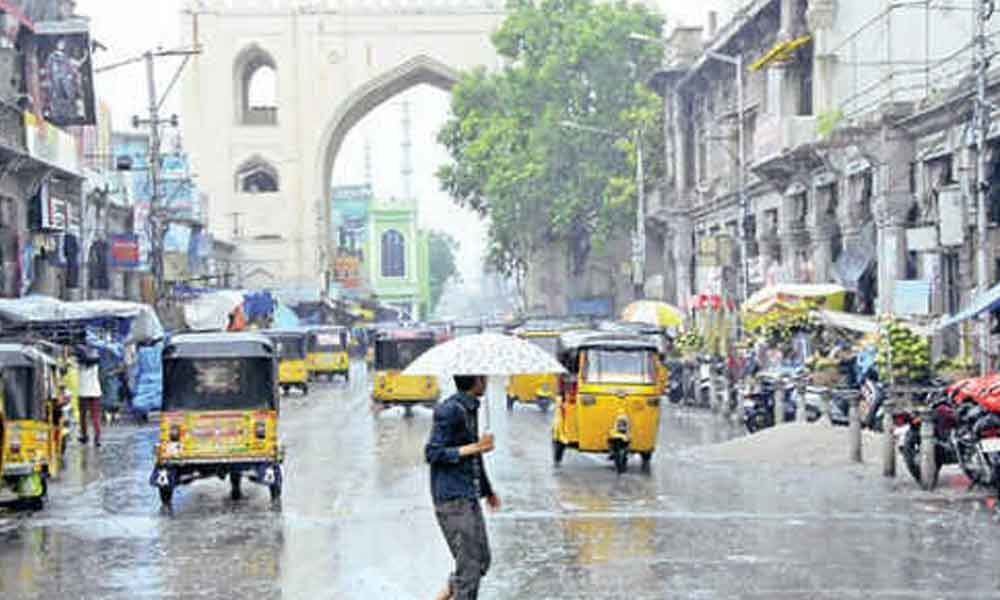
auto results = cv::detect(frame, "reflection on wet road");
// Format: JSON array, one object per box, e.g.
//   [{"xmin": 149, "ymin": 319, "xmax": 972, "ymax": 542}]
[{"xmin": 3, "ymin": 364, "xmax": 1000, "ymax": 598}]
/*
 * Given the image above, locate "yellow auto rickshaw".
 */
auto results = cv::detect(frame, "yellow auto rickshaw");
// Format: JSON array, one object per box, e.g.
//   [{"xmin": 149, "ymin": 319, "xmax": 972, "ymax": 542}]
[
  {"xmin": 262, "ymin": 329, "xmax": 309, "ymax": 395},
  {"xmin": 552, "ymin": 331, "xmax": 663, "ymax": 474},
  {"xmin": 372, "ymin": 328, "xmax": 439, "ymax": 416},
  {"xmin": 506, "ymin": 327, "xmax": 563, "ymax": 412},
  {"xmin": 151, "ymin": 333, "xmax": 283, "ymax": 506},
  {"xmin": 306, "ymin": 326, "xmax": 350, "ymax": 382},
  {"xmin": 0, "ymin": 344, "xmax": 65, "ymax": 509}
]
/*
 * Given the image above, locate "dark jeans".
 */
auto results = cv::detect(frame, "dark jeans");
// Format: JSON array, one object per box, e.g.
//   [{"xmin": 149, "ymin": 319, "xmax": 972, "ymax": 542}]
[{"xmin": 434, "ymin": 498, "xmax": 491, "ymax": 600}]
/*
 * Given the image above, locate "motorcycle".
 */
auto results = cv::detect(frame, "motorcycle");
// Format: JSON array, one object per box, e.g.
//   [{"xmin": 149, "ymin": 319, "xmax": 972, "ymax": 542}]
[
  {"xmin": 742, "ymin": 374, "xmax": 822, "ymax": 433},
  {"xmin": 893, "ymin": 392, "xmax": 976, "ymax": 489},
  {"xmin": 950, "ymin": 378, "xmax": 1000, "ymax": 493}
]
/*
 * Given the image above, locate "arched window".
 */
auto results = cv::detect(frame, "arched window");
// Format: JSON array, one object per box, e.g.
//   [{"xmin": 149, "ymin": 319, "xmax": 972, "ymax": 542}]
[
  {"xmin": 234, "ymin": 45, "xmax": 277, "ymax": 125},
  {"xmin": 235, "ymin": 157, "xmax": 279, "ymax": 193},
  {"xmin": 380, "ymin": 229, "xmax": 405, "ymax": 278}
]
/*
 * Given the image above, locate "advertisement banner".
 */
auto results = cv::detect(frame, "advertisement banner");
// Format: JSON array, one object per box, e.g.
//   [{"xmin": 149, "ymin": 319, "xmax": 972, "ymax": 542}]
[
  {"xmin": 334, "ymin": 253, "xmax": 362, "ymax": 288},
  {"xmin": 109, "ymin": 234, "xmax": 140, "ymax": 269},
  {"xmin": 34, "ymin": 179, "xmax": 67, "ymax": 231},
  {"xmin": 331, "ymin": 184, "xmax": 371, "ymax": 250},
  {"xmin": 34, "ymin": 19, "xmax": 96, "ymax": 126},
  {"xmin": 24, "ymin": 111, "xmax": 79, "ymax": 174}
]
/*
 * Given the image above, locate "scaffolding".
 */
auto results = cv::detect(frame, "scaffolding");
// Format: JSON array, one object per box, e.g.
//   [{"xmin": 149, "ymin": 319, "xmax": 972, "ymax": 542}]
[{"xmin": 834, "ymin": 1, "xmax": 988, "ymax": 121}]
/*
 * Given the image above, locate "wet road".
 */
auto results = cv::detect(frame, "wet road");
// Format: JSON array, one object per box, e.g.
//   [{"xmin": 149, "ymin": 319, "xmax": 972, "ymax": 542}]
[{"xmin": 3, "ymin": 363, "xmax": 1000, "ymax": 598}]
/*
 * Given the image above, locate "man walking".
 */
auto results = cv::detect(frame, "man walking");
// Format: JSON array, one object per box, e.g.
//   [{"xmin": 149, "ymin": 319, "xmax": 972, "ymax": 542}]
[{"xmin": 425, "ymin": 374, "xmax": 500, "ymax": 600}]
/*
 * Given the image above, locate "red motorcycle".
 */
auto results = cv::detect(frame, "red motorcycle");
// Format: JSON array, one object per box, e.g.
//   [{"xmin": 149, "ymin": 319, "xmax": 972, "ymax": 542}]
[{"xmin": 945, "ymin": 375, "xmax": 1000, "ymax": 492}]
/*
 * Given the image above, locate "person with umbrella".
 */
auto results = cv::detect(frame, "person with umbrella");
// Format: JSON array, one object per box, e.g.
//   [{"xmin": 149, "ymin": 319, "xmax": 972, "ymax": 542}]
[
  {"xmin": 406, "ymin": 332, "xmax": 566, "ymax": 599},
  {"xmin": 425, "ymin": 374, "xmax": 500, "ymax": 600}
]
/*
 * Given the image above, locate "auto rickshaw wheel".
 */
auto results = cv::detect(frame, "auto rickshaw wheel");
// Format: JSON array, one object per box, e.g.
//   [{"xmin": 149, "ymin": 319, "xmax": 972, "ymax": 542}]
[
  {"xmin": 281, "ymin": 385, "xmax": 289, "ymax": 395},
  {"xmin": 506, "ymin": 396, "xmax": 515, "ymax": 412},
  {"xmin": 230, "ymin": 473, "xmax": 243, "ymax": 500},
  {"xmin": 404, "ymin": 405, "xmax": 414, "ymax": 418},
  {"xmin": 640, "ymin": 452, "xmax": 653, "ymax": 469},
  {"xmin": 301, "ymin": 384, "xmax": 310, "ymax": 396},
  {"xmin": 537, "ymin": 398, "xmax": 551, "ymax": 412},
  {"xmin": 269, "ymin": 482, "xmax": 282, "ymax": 502},
  {"xmin": 158, "ymin": 485, "xmax": 174, "ymax": 506},
  {"xmin": 552, "ymin": 440, "xmax": 565, "ymax": 465}
]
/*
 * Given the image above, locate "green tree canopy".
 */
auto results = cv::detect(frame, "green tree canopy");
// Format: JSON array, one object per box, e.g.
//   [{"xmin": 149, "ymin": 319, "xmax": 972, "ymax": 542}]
[
  {"xmin": 428, "ymin": 230, "xmax": 461, "ymax": 315},
  {"xmin": 437, "ymin": 0, "xmax": 664, "ymax": 281}
]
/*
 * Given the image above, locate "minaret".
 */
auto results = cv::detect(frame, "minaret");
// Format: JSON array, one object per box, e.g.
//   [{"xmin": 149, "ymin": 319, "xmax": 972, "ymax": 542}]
[{"xmin": 400, "ymin": 98, "xmax": 414, "ymax": 205}]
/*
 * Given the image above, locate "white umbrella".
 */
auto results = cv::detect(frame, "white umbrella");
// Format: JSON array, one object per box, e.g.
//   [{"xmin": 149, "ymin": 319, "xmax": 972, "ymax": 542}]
[
  {"xmin": 403, "ymin": 333, "xmax": 566, "ymax": 431},
  {"xmin": 402, "ymin": 333, "xmax": 566, "ymax": 377}
]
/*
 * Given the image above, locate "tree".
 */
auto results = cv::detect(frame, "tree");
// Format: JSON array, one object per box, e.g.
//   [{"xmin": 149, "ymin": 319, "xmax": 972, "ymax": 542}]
[
  {"xmin": 437, "ymin": 0, "xmax": 664, "ymax": 282},
  {"xmin": 428, "ymin": 231, "xmax": 461, "ymax": 315}
]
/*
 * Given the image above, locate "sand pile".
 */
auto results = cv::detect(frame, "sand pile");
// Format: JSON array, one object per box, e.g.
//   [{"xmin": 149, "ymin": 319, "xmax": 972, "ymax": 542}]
[{"xmin": 694, "ymin": 421, "xmax": 886, "ymax": 467}]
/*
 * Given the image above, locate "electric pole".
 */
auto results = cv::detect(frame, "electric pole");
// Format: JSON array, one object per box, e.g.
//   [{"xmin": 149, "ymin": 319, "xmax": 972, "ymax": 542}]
[{"xmin": 975, "ymin": 0, "xmax": 995, "ymax": 373}]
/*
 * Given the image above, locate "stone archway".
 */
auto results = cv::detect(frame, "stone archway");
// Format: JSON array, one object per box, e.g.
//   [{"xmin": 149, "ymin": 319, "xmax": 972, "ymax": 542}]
[{"xmin": 315, "ymin": 55, "xmax": 460, "ymax": 258}]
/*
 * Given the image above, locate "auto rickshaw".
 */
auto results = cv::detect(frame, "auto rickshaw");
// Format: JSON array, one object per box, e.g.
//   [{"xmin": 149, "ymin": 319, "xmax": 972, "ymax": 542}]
[
  {"xmin": 306, "ymin": 326, "xmax": 350, "ymax": 382},
  {"xmin": 371, "ymin": 328, "xmax": 439, "ymax": 416},
  {"xmin": 506, "ymin": 326, "xmax": 564, "ymax": 412},
  {"xmin": 151, "ymin": 333, "xmax": 283, "ymax": 506},
  {"xmin": 552, "ymin": 331, "xmax": 664, "ymax": 474},
  {"xmin": 262, "ymin": 329, "xmax": 310, "ymax": 395},
  {"xmin": 0, "ymin": 344, "xmax": 65, "ymax": 508}
]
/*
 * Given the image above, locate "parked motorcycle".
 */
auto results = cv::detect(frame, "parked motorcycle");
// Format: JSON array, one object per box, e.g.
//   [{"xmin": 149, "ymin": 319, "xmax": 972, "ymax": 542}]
[
  {"xmin": 742, "ymin": 374, "xmax": 821, "ymax": 433},
  {"xmin": 892, "ymin": 392, "xmax": 966, "ymax": 489}
]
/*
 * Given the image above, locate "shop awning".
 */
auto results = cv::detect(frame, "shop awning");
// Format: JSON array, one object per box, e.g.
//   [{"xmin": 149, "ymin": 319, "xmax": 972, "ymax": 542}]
[
  {"xmin": 940, "ymin": 281, "xmax": 1000, "ymax": 329},
  {"xmin": 749, "ymin": 35, "xmax": 812, "ymax": 72}
]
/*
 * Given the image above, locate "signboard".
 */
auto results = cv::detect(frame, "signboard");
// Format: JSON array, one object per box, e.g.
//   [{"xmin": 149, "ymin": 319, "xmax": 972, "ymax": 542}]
[
  {"xmin": 333, "ymin": 253, "xmax": 363, "ymax": 288},
  {"xmin": 24, "ymin": 111, "xmax": 79, "ymax": 174},
  {"xmin": 34, "ymin": 19, "xmax": 96, "ymax": 126},
  {"xmin": 331, "ymin": 184, "xmax": 371, "ymax": 249},
  {"xmin": 109, "ymin": 234, "xmax": 140, "ymax": 269},
  {"xmin": 892, "ymin": 279, "xmax": 932, "ymax": 316},
  {"xmin": 35, "ymin": 180, "xmax": 66, "ymax": 231},
  {"xmin": 939, "ymin": 187, "xmax": 965, "ymax": 246}
]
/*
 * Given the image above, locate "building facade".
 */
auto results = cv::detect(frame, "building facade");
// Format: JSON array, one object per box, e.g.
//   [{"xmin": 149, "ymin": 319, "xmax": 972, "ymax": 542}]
[
  {"xmin": 365, "ymin": 195, "xmax": 429, "ymax": 320},
  {"xmin": 651, "ymin": 0, "xmax": 998, "ymax": 331}
]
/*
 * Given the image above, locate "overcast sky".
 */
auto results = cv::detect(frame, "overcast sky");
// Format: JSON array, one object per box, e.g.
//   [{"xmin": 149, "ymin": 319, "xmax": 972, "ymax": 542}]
[{"xmin": 75, "ymin": 0, "xmax": 735, "ymax": 284}]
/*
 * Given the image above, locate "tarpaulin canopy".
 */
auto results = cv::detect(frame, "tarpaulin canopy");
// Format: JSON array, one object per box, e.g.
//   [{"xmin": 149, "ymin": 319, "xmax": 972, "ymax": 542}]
[
  {"xmin": 182, "ymin": 290, "xmax": 245, "ymax": 332},
  {"xmin": 814, "ymin": 309, "xmax": 937, "ymax": 338},
  {"xmin": 939, "ymin": 280, "xmax": 1000, "ymax": 329},
  {"xmin": 0, "ymin": 295, "xmax": 163, "ymax": 343},
  {"xmin": 745, "ymin": 284, "xmax": 848, "ymax": 312}
]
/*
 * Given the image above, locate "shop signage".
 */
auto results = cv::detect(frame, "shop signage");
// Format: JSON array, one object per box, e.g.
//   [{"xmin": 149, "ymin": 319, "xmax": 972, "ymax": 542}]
[
  {"xmin": 333, "ymin": 253, "xmax": 363, "ymax": 288},
  {"xmin": 35, "ymin": 180, "xmax": 66, "ymax": 231},
  {"xmin": 33, "ymin": 18, "xmax": 97, "ymax": 126},
  {"xmin": 163, "ymin": 252, "xmax": 189, "ymax": 282},
  {"xmin": 24, "ymin": 111, "xmax": 79, "ymax": 174},
  {"xmin": 109, "ymin": 234, "xmax": 140, "ymax": 269}
]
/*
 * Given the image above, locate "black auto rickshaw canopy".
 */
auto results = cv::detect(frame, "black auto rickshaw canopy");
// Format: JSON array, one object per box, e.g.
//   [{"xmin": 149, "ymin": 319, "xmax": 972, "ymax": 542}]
[
  {"xmin": 162, "ymin": 333, "xmax": 277, "ymax": 412},
  {"xmin": 0, "ymin": 343, "xmax": 52, "ymax": 421},
  {"xmin": 373, "ymin": 328, "xmax": 437, "ymax": 371},
  {"xmin": 260, "ymin": 329, "xmax": 309, "ymax": 360}
]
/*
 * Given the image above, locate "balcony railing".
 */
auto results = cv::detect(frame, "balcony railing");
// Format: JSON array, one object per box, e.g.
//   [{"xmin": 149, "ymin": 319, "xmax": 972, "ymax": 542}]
[
  {"xmin": 242, "ymin": 107, "xmax": 278, "ymax": 126},
  {"xmin": 0, "ymin": 100, "xmax": 25, "ymax": 152}
]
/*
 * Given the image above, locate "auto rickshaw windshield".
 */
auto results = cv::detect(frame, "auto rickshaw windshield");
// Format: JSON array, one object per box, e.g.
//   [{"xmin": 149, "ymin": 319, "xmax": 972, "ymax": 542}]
[
  {"xmin": 375, "ymin": 339, "xmax": 434, "ymax": 370},
  {"xmin": 162, "ymin": 358, "xmax": 275, "ymax": 411},
  {"xmin": 274, "ymin": 338, "xmax": 306, "ymax": 359},
  {"xmin": 583, "ymin": 349, "xmax": 657, "ymax": 385},
  {"xmin": 2, "ymin": 367, "xmax": 38, "ymax": 419},
  {"xmin": 310, "ymin": 332, "xmax": 346, "ymax": 351}
]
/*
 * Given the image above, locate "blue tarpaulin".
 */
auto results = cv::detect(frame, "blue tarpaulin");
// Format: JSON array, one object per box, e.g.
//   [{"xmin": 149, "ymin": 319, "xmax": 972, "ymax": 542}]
[
  {"xmin": 132, "ymin": 342, "xmax": 162, "ymax": 415},
  {"xmin": 940, "ymin": 281, "xmax": 1000, "ymax": 328}
]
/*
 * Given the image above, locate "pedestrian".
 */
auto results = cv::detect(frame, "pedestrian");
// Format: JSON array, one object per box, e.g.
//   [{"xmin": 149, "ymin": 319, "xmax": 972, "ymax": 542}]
[
  {"xmin": 425, "ymin": 374, "xmax": 500, "ymax": 600},
  {"xmin": 77, "ymin": 346, "xmax": 102, "ymax": 447}
]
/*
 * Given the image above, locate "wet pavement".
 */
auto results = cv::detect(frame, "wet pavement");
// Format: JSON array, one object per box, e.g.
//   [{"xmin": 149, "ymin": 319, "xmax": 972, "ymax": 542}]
[{"xmin": 3, "ymin": 362, "xmax": 1000, "ymax": 598}]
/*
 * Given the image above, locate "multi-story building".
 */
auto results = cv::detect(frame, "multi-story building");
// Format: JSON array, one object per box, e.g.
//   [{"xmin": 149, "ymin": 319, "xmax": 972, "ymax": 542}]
[{"xmin": 650, "ymin": 0, "xmax": 1000, "ymax": 333}]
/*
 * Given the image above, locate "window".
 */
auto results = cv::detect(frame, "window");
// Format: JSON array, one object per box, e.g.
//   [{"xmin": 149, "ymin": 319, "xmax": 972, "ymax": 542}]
[
  {"xmin": 797, "ymin": 43, "xmax": 814, "ymax": 116},
  {"xmin": 234, "ymin": 45, "xmax": 278, "ymax": 126},
  {"xmin": 235, "ymin": 158, "xmax": 279, "ymax": 193},
  {"xmin": 582, "ymin": 349, "xmax": 657, "ymax": 384},
  {"xmin": 380, "ymin": 229, "xmax": 406, "ymax": 277}
]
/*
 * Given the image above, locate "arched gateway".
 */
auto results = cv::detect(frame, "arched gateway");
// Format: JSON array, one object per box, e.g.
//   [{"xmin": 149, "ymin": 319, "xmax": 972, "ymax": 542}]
[{"xmin": 180, "ymin": 0, "xmax": 503, "ymax": 287}]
